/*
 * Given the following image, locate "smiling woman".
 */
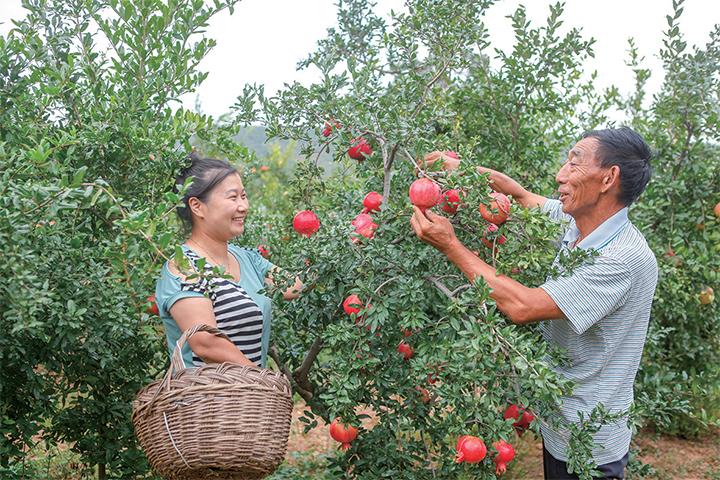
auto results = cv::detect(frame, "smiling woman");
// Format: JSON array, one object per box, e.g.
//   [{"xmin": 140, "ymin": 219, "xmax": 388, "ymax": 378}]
[{"xmin": 154, "ymin": 153, "xmax": 302, "ymax": 369}]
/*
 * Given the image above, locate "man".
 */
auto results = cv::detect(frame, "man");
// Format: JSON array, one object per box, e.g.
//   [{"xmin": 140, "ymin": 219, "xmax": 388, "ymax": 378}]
[{"xmin": 410, "ymin": 127, "xmax": 658, "ymax": 479}]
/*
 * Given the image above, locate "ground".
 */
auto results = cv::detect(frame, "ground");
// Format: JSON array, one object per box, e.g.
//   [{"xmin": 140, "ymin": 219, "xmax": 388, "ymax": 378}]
[{"xmin": 282, "ymin": 402, "xmax": 720, "ymax": 479}]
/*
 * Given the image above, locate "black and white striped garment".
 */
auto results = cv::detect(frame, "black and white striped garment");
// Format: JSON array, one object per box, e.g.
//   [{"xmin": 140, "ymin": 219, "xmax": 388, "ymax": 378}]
[{"xmin": 180, "ymin": 249, "xmax": 264, "ymax": 366}]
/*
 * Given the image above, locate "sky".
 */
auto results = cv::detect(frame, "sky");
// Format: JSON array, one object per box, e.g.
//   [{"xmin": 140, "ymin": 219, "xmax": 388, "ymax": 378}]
[{"xmin": 1, "ymin": 0, "xmax": 718, "ymax": 119}]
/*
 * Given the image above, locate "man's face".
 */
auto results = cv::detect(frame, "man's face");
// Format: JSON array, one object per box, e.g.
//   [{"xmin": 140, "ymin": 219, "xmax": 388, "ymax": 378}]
[{"xmin": 555, "ymin": 137, "xmax": 607, "ymax": 217}]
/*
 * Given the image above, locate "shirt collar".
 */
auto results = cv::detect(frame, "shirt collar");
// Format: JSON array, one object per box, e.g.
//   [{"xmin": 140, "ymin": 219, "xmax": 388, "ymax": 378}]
[{"xmin": 562, "ymin": 207, "xmax": 629, "ymax": 251}]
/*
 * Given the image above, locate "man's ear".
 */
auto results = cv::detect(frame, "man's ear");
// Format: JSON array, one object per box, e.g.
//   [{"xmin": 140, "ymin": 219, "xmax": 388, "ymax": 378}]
[
  {"xmin": 187, "ymin": 197, "xmax": 204, "ymax": 219},
  {"xmin": 602, "ymin": 165, "xmax": 621, "ymax": 193}
]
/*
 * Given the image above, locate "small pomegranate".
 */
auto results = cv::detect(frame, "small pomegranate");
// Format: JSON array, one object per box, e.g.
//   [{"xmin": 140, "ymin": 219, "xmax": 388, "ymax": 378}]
[
  {"xmin": 493, "ymin": 440, "xmax": 515, "ymax": 475},
  {"xmin": 503, "ymin": 404, "xmax": 534, "ymax": 436},
  {"xmin": 479, "ymin": 192, "xmax": 511, "ymax": 225},
  {"xmin": 257, "ymin": 245, "xmax": 270, "ymax": 259},
  {"xmin": 363, "ymin": 191, "xmax": 383, "ymax": 212},
  {"xmin": 146, "ymin": 294, "xmax": 159, "ymax": 316},
  {"xmin": 440, "ymin": 189, "xmax": 462, "ymax": 214},
  {"xmin": 481, "ymin": 223, "xmax": 507, "ymax": 249},
  {"xmin": 409, "ymin": 178, "xmax": 441, "ymax": 211},
  {"xmin": 322, "ymin": 121, "xmax": 333, "ymax": 137},
  {"xmin": 348, "ymin": 137, "xmax": 372, "ymax": 161},
  {"xmin": 415, "ymin": 386, "xmax": 431, "ymax": 403},
  {"xmin": 343, "ymin": 294, "xmax": 364, "ymax": 315},
  {"xmin": 293, "ymin": 210, "xmax": 320, "ymax": 237},
  {"xmin": 397, "ymin": 341, "xmax": 414, "ymax": 360},
  {"xmin": 329, "ymin": 418, "xmax": 358, "ymax": 450},
  {"xmin": 714, "ymin": 201, "xmax": 720, "ymax": 218},
  {"xmin": 699, "ymin": 287, "xmax": 714, "ymax": 305},
  {"xmin": 259, "ymin": 165, "xmax": 269, "ymax": 172},
  {"xmin": 454, "ymin": 435, "xmax": 487, "ymax": 464},
  {"xmin": 351, "ymin": 213, "xmax": 378, "ymax": 240}
]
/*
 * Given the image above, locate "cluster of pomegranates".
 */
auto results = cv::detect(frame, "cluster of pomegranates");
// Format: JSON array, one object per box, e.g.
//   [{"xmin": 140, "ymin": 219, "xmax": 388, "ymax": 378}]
[{"xmin": 408, "ymin": 157, "xmax": 511, "ymax": 251}]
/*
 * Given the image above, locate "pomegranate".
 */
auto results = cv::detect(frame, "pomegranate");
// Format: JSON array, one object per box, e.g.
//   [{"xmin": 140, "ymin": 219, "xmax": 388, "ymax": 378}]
[
  {"xmin": 329, "ymin": 418, "xmax": 358, "ymax": 450},
  {"xmin": 146, "ymin": 294, "xmax": 159, "ymax": 316},
  {"xmin": 503, "ymin": 404, "xmax": 534, "ymax": 435},
  {"xmin": 259, "ymin": 165, "xmax": 269, "ymax": 172},
  {"xmin": 293, "ymin": 210, "xmax": 320, "ymax": 237},
  {"xmin": 481, "ymin": 223, "xmax": 507, "ymax": 249},
  {"xmin": 479, "ymin": 192, "xmax": 511, "ymax": 225},
  {"xmin": 322, "ymin": 122, "xmax": 333, "ymax": 137},
  {"xmin": 348, "ymin": 137, "xmax": 372, "ymax": 161},
  {"xmin": 493, "ymin": 440, "xmax": 515, "ymax": 475},
  {"xmin": 362, "ymin": 191, "xmax": 383, "ymax": 212},
  {"xmin": 343, "ymin": 294, "xmax": 364, "ymax": 315},
  {"xmin": 454, "ymin": 435, "xmax": 487, "ymax": 464},
  {"xmin": 699, "ymin": 287, "xmax": 714, "ymax": 305},
  {"xmin": 409, "ymin": 178, "xmax": 441, "ymax": 211},
  {"xmin": 397, "ymin": 341, "xmax": 414, "ymax": 360},
  {"xmin": 351, "ymin": 213, "xmax": 378, "ymax": 240},
  {"xmin": 257, "ymin": 245, "xmax": 270, "ymax": 259},
  {"xmin": 714, "ymin": 201, "xmax": 720, "ymax": 218},
  {"xmin": 440, "ymin": 189, "xmax": 462, "ymax": 214},
  {"xmin": 415, "ymin": 386, "xmax": 431, "ymax": 403}
]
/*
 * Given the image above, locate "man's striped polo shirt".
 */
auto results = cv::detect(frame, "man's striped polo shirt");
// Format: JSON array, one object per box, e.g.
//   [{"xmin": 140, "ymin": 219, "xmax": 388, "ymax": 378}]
[{"xmin": 538, "ymin": 199, "xmax": 658, "ymax": 465}]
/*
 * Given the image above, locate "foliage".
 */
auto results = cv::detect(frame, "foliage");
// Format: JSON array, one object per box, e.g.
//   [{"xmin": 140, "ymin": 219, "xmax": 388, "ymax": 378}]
[
  {"xmin": 0, "ymin": 0, "xmax": 241, "ymax": 478},
  {"xmin": 233, "ymin": 1, "xmax": 650, "ymax": 478}
]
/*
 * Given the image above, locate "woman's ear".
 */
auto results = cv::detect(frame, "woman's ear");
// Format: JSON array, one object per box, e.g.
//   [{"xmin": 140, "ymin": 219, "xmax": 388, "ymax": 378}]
[{"xmin": 187, "ymin": 197, "xmax": 204, "ymax": 220}]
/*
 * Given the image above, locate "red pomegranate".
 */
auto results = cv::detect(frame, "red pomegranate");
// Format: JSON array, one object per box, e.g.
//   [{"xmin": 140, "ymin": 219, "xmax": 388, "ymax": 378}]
[
  {"xmin": 348, "ymin": 137, "xmax": 372, "ymax": 161},
  {"xmin": 362, "ymin": 191, "xmax": 383, "ymax": 212},
  {"xmin": 351, "ymin": 213, "xmax": 378, "ymax": 239},
  {"xmin": 343, "ymin": 294, "xmax": 364, "ymax": 315},
  {"xmin": 257, "ymin": 245, "xmax": 270, "ymax": 259},
  {"xmin": 503, "ymin": 404, "xmax": 534, "ymax": 436},
  {"xmin": 479, "ymin": 192, "xmax": 511, "ymax": 225},
  {"xmin": 293, "ymin": 210, "xmax": 320, "ymax": 237},
  {"xmin": 440, "ymin": 189, "xmax": 462, "ymax": 214},
  {"xmin": 329, "ymin": 418, "xmax": 358, "ymax": 450},
  {"xmin": 455, "ymin": 435, "xmax": 487, "ymax": 464},
  {"xmin": 415, "ymin": 386, "xmax": 431, "ymax": 403},
  {"xmin": 493, "ymin": 440, "xmax": 515, "ymax": 475},
  {"xmin": 409, "ymin": 178, "xmax": 441, "ymax": 211},
  {"xmin": 481, "ymin": 223, "xmax": 507, "ymax": 249},
  {"xmin": 397, "ymin": 341, "xmax": 414, "ymax": 360},
  {"xmin": 146, "ymin": 294, "xmax": 159, "ymax": 316}
]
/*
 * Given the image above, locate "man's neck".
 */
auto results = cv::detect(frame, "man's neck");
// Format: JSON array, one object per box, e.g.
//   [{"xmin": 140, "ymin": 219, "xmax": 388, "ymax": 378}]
[{"xmin": 574, "ymin": 202, "xmax": 626, "ymax": 244}]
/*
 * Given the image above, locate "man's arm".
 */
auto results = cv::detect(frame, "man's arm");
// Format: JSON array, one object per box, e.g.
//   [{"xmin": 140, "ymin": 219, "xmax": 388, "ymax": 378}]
[
  {"xmin": 410, "ymin": 207, "xmax": 565, "ymax": 324},
  {"xmin": 477, "ymin": 167, "xmax": 547, "ymax": 210}
]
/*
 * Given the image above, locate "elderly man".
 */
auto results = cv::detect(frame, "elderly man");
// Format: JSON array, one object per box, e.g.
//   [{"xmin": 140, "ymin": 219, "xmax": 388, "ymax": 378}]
[{"xmin": 411, "ymin": 127, "xmax": 658, "ymax": 480}]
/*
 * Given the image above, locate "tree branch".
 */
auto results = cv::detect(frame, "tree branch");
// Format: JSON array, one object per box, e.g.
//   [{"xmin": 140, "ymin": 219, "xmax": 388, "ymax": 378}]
[{"xmin": 270, "ymin": 345, "xmax": 313, "ymax": 402}]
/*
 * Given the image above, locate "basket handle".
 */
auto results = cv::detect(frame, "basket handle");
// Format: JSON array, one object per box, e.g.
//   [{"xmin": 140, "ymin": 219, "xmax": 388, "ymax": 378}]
[{"xmin": 138, "ymin": 324, "xmax": 234, "ymax": 419}]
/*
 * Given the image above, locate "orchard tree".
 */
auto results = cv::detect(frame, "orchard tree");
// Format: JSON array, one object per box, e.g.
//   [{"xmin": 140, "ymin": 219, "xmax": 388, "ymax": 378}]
[
  {"xmin": 0, "ymin": 0, "xmax": 245, "ymax": 478},
  {"xmin": 237, "ymin": 1, "xmax": 626, "ymax": 478}
]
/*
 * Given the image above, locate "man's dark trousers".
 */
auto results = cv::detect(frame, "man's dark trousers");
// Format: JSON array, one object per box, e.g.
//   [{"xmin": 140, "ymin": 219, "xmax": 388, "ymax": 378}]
[{"xmin": 543, "ymin": 444, "xmax": 629, "ymax": 479}]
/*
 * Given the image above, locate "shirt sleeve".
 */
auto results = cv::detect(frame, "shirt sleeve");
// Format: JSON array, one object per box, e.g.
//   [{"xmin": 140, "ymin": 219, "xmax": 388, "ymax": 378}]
[
  {"xmin": 230, "ymin": 245, "xmax": 274, "ymax": 280},
  {"xmin": 539, "ymin": 255, "xmax": 632, "ymax": 335},
  {"xmin": 543, "ymin": 199, "xmax": 573, "ymax": 223},
  {"xmin": 155, "ymin": 261, "xmax": 206, "ymax": 317}
]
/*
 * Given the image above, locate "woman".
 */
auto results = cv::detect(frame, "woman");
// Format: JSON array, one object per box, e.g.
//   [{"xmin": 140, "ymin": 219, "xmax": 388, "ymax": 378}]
[{"xmin": 155, "ymin": 154, "xmax": 301, "ymax": 368}]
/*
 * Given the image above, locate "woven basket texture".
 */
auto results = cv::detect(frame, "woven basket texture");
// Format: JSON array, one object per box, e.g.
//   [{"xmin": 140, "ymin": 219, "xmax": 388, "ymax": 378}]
[{"xmin": 132, "ymin": 324, "xmax": 293, "ymax": 480}]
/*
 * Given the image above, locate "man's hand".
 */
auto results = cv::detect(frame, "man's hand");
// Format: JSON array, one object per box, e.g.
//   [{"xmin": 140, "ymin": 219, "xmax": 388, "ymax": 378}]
[
  {"xmin": 423, "ymin": 150, "xmax": 460, "ymax": 171},
  {"xmin": 410, "ymin": 206, "xmax": 460, "ymax": 254}
]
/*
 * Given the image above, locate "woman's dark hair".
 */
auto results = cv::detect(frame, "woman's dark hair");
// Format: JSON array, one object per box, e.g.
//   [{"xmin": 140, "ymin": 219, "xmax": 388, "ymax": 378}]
[
  {"xmin": 581, "ymin": 127, "xmax": 653, "ymax": 206},
  {"xmin": 174, "ymin": 152, "xmax": 238, "ymax": 230}
]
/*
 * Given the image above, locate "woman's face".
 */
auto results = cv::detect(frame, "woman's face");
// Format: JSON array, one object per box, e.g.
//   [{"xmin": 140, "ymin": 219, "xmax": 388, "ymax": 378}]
[{"xmin": 192, "ymin": 172, "xmax": 249, "ymax": 240}]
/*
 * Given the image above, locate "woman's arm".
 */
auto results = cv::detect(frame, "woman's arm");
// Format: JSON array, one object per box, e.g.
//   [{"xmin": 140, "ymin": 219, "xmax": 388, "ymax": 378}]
[
  {"xmin": 266, "ymin": 266, "xmax": 304, "ymax": 300},
  {"xmin": 169, "ymin": 297, "xmax": 256, "ymax": 365}
]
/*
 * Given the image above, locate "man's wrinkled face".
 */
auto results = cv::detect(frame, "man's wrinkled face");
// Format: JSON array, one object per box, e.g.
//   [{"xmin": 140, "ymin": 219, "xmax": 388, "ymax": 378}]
[{"xmin": 555, "ymin": 137, "xmax": 607, "ymax": 217}]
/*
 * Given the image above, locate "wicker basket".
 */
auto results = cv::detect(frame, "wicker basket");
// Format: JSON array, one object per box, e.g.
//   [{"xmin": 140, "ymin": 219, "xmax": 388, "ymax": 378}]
[{"xmin": 132, "ymin": 324, "xmax": 293, "ymax": 480}]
